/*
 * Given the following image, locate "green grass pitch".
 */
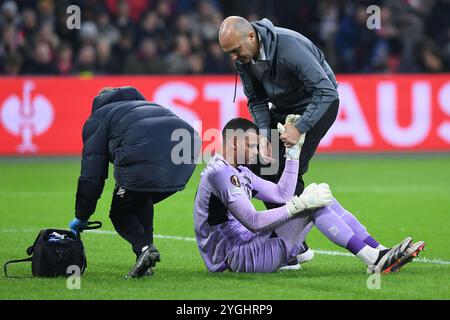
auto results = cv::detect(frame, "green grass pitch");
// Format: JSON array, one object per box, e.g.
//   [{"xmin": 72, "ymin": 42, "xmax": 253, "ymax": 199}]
[{"xmin": 0, "ymin": 155, "xmax": 449, "ymax": 300}]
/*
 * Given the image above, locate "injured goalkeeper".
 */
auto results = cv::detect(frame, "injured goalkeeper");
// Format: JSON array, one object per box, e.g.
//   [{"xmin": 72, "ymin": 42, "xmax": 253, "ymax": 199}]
[{"xmin": 193, "ymin": 116, "xmax": 425, "ymax": 274}]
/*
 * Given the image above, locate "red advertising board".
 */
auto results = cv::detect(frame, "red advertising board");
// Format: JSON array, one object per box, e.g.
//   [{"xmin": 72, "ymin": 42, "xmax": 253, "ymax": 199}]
[{"xmin": 0, "ymin": 75, "xmax": 449, "ymax": 155}]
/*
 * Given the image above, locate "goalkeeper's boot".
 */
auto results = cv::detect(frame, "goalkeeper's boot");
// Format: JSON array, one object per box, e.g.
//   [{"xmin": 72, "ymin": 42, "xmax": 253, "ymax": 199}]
[
  {"xmin": 368, "ymin": 237, "xmax": 412, "ymax": 274},
  {"xmin": 389, "ymin": 241, "xmax": 425, "ymax": 273},
  {"xmin": 126, "ymin": 244, "xmax": 160, "ymax": 279},
  {"xmin": 297, "ymin": 241, "xmax": 314, "ymax": 264},
  {"xmin": 366, "ymin": 237, "xmax": 412, "ymax": 273},
  {"xmin": 279, "ymin": 242, "xmax": 314, "ymax": 271},
  {"xmin": 279, "ymin": 256, "xmax": 301, "ymax": 271}
]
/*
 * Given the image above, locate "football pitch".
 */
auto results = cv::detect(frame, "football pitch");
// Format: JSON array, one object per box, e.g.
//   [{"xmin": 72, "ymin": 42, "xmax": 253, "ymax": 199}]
[{"xmin": 0, "ymin": 155, "xmax": 449, "ymax": 300}]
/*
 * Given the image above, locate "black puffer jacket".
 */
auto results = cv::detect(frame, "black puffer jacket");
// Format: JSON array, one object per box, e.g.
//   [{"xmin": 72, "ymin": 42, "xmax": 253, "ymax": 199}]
[{"xmin": 75, "ymin": 87, "xmax": 200, "ymax": 220}]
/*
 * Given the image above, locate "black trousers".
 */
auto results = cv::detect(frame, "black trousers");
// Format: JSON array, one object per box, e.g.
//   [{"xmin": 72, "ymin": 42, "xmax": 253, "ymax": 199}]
[
  {"xmin": 255, "ymin": 99, "xmax": 339, "ymax": 209},
  {"xmin": 109, "ymin": 185, "xmax": 175, "ymax": 257}
]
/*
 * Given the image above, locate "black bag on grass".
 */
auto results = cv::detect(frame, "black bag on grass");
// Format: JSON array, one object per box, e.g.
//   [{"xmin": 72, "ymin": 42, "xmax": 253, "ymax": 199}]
[{"xmin": 3, "ymin": 221, "xmax": 101, "ymax": 277}]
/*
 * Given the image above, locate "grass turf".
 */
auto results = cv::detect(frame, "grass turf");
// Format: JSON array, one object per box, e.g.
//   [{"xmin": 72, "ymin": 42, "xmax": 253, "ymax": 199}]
[{"xmin": 0, "ymin": 155, "xmax": 449, "ymax": 299}]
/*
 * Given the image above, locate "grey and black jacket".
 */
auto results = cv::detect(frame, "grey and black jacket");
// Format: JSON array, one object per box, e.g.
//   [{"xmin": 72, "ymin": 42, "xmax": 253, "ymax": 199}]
[
  {"xmin": 237, "ymin": 18, "xmax": 339, "ymax": 135},
  {"xmin": 75, "ymin": 87, "xmax": 200, "ymax": 220}
]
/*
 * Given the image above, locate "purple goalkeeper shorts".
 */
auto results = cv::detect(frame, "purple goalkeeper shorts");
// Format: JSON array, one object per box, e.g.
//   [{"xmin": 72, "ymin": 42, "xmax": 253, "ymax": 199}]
[{"xmin": 226, "ymin": 236, "xmax": 289, "ymax": 273}]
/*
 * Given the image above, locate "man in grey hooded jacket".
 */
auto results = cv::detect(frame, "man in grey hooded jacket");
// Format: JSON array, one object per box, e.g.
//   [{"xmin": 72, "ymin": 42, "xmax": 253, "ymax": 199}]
[
  {"xmin": 219, "ymin": 16, "xmax": 339, "ymax": 200},
  {"xmin": 219, "ymin": 16, "xmax": 339, "ymax": 267}
]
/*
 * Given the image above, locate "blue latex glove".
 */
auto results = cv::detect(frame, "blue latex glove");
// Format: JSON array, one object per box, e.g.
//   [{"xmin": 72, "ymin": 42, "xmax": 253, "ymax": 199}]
[{"xmin": 69, "ymin": 218, "xmax": 88, "ymax": 235}]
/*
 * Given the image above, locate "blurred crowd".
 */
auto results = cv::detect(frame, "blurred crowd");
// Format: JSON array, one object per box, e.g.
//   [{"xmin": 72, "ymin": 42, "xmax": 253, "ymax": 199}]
[{"xmin": 0, "ymin": 0, "xmax": 449, "ymax": 76}]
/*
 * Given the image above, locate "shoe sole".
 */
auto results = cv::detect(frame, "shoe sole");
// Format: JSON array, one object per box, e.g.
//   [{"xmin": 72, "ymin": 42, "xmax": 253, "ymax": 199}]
[
  {"xmin": 381, "ymin": 257, "xmax": 404, "ymax": 274},
  {"xmin": 279, "ymin": 264, "xmax": 302, "ymax": 271}
]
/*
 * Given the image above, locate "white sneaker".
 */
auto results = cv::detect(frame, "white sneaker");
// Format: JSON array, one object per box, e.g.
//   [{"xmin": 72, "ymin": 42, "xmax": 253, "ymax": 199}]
[
  {"xmin": 279, "ymin": 243, "xmax": 314, "ymax": 271},
  {"xmin": 297, "ymin": 247, "xmax": 314, "ymax": 264}
]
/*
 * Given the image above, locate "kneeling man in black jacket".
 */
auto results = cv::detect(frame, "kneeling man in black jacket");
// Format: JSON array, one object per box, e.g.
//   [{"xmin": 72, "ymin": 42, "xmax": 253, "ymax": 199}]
[{"xmin": 69, "ymin": 86, "xmax": 200, "ymax": 278}]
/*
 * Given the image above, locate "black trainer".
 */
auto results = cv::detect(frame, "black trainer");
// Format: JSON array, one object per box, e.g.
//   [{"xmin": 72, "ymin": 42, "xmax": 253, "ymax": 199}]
[{"xmin": 126, "ymin": 244, "xmax": 160, "ymax": 278}]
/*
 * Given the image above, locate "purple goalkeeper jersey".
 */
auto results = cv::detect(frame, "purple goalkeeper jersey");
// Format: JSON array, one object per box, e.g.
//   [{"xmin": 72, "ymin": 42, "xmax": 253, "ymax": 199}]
[{"xmin": 194, "ymin": 154, "xmax": 298, "ymax": 272}]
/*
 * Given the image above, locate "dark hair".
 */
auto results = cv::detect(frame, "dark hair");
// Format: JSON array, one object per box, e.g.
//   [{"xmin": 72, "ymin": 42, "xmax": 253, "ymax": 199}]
[{"xmin": 222, "ymin": 118, "xmax": 259, "ymax": 140}]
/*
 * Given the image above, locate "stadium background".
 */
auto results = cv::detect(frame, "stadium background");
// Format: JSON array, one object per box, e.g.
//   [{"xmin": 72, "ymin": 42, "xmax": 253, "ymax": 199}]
[
  {"xmin": 1, "ymin": 0, "xmax": 450, "ymax": 154},
  {"xmin": 0, "ymin": 0, "xmax": 449, "ymax": 300}
]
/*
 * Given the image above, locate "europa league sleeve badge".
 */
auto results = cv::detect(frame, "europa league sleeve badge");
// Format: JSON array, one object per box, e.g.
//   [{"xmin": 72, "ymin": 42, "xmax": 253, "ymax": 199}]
[{"xmin": 230, "ymin": 175, "xmax": 241, "ymax": 187}]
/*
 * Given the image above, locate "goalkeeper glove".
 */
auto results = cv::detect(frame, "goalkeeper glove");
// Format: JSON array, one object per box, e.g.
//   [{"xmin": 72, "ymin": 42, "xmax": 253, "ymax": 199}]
[
  {"xmin": 277, "ymin": 114, "xmax": 306, "ymax": 160},
  {"xmin": 69, "ymin": 218, "xmax": 88, "ymax": 235},
  {"xmin": 286, "ymin": 183, "xmax": 333, "ymax": 217}
]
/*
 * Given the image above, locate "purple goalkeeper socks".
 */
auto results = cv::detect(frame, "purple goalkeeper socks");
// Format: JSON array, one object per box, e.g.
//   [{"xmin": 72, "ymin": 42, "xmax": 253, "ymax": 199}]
[
  {"xmin": 346, "ymin": 235, "xmax": 367, "ymax": 255},
  {"xmin": 363, "ymin": 235, "xmax": 381, "ymax": 249}
]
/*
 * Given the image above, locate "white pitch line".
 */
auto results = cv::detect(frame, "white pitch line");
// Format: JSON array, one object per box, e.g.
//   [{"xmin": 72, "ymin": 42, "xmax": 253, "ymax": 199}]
[
  {"xmin": 1, "ymin": 228, "xmax": 449, "ymax": 266},
  {"xmin": 312, "ymin": 249, "xmax": 450, "ymax": 265},
  {"xmin": 0, "ymin": 185, "xmax": 447, "ymax": 197},
  {"xmin": 89, "ymin": 229, "xmax": 197, "ymax": 242}
]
